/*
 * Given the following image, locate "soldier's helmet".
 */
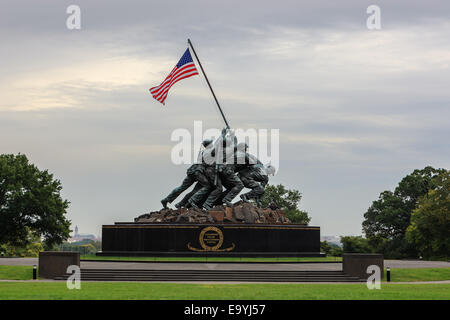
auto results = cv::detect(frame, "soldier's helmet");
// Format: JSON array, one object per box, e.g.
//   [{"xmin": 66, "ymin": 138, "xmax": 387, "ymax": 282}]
[
  {"xmin": 202, "ymin": 139, "xmax": 213, "ymax": 148},
  {"xmin": 236, "ymin": 142, "xmax": 248, "ymax": 152},
  {"xmin": 264, "ymin": 164, "xmax": 276, "ymax": 176}
]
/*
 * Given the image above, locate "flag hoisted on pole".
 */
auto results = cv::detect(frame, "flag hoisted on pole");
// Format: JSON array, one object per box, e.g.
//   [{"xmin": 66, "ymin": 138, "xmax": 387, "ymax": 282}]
[
  {"xmin": 149, "ymin": 40, "xmax": 230, "ymax": 130},
  {"xmin": 150, "ymin": 40, "xmax": 232, "ymax": 187},
  {"xmin": 149, "ymin": 48, "xmax": 199, "ymax": 105}
]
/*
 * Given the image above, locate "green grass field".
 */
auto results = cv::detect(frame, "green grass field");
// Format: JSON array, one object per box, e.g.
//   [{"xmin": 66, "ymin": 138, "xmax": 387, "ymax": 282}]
[
  {"xmin": 383, "ymin": 267, "xmax": 450, "ymax": 282},
  {"xmin": 0, "ymin": 266, "xmax": 35, "ymax": 280},
  {"xmin": 0, "ymin": 282, "xmax": 449, "ymax": 300},
  {"xmin": 1, "ymin": 265, "xmax": 449, "ymax": 300},
  {"xmin": 80, "ymin": 255, "xmax": 342, "ymax": 263}
]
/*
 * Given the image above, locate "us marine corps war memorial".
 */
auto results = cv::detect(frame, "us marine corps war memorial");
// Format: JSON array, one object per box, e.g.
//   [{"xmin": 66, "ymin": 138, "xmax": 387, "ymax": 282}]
[{"xmin": 99, "ymin": 40, "xmax": 322, "ymax": 258}]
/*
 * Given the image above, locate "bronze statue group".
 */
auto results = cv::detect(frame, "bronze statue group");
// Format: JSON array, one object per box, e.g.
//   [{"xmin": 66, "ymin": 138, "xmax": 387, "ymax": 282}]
[{"xmin": 161, "ymin": 128, "xmax": 276, "ymax": 210}]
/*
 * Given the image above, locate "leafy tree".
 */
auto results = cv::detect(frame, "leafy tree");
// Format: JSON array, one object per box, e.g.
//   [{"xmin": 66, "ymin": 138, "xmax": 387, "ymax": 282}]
[
  {"xmin": 321, "ymin": 241, "xmax": 343, "ymax": 256},
  {"xmin": 0, "ymin": 229, "xmax": 44, "ymax": 257},
  {"xmin": 362, "ymin": 190, "xmax": 410, "ymax": 240},
  {"xmin": 93, "ymin": 240, "xmax": 102, "ymax": 252},
  {"xmin": 58, "ymin": 240, "xmax": 98, "ymax": 255},
  {"xmin": 362, "ymin": 166, "xmax": 445, "ymax": 258},
  {"xmin": 340, "ymin": 236, "xmax": 372, "ymax": 253},
  {"xmin": 0, "ymin": 154, "xmax": 71, "ymax": 248},
  {"xmin": 261, "ymin": 184, "xmax": 311, "ymax": 224},
  {"xmin": 394, "ymin": 166, "xmax": 445, "ymax": 208},
  {"xmin": 406, "ymin": 171, "xmax": 450, "ymax": 259},
  {"xmin": 329, "ymin": 244, "xmax": 343, "ymax": 257},
  {"xmin": 320, "ymin": 241, "xmax": 332, "ymax": 255}
]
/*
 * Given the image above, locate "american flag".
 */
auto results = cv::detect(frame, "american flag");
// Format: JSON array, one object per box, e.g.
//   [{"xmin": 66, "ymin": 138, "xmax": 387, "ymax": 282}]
[{"xmin": 149, "ymin": 48, "xmax": 199, "ymax": 105}]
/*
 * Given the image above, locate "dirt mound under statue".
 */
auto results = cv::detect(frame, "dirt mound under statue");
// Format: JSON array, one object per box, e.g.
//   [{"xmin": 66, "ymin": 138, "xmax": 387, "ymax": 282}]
[{"xmin": 135, "ymin": 201, "xmax": 292, "ymax": 224}]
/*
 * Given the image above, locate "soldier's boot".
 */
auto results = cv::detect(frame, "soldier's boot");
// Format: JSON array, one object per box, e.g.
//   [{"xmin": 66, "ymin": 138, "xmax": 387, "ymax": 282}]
[
  {"xmin": 224, "ymin": 200, "xmax": 234, "ymax": 207},
  {"xmin": 175, "ymin": 199, "xmax": 190, "ymax": 208},
  {"xmin": 161, "ymin": 199, "xmax": 168, "ymax": 209},
  {"xmin": 202, "ymin": 186, "xmax": 222, "ymax": 211},
  {"xmin": 188, "ymin": 199, "xmax": 201, "ymax": 210},
  {"xmin": 175, "ymin": 185, "xmax": 199, "ymax": 209},
  {"xmin": 222, "ymin": 181, "xmax": 244, "ymax": 206},
  {"xmin": 256, "ymin": 198, "xmax": 262, "ymax": 208},
  {"xmin": 242, "ymin": 184, "xmax": 264, "ymax": 202},
  {"xmin": 240, "ymin": 194, "xmax": 250, "ymax": 203}
]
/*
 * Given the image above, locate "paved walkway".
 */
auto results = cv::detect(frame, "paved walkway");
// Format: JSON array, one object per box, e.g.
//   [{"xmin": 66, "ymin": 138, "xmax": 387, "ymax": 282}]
[
  {"xmin": 0, "ymin": 258, "xmax": 38, "ymax": 266},
  {"xmin": 1, "ymin": 258, "xmax": 449, "ymax": 271},
  {"xmin": 384, "ymin": 260, "xmax": 450, "ymax": 269},
  {"xmin": 0, "ymin": 258, "xmax": 342, "ymax": 271}
]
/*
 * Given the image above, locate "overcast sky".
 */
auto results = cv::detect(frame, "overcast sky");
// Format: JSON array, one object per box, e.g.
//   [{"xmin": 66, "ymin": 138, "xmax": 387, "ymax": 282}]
[{"xmin": 1, "ymin": 1, "xmax": 449, "ymax": 238}]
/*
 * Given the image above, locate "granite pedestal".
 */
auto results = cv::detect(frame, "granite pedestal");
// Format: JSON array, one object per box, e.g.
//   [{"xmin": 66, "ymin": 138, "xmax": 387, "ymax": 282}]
[
  {"xmin": 343, "ymin": 253, "xmax": 384, "ymax": 280},
  {"xmin": 38, "ymin": 251, "xmax": 80, "ymax": 279},
  {"xmin": 99, "ymin": 223, "xmax": 322, "ymax": 257}
]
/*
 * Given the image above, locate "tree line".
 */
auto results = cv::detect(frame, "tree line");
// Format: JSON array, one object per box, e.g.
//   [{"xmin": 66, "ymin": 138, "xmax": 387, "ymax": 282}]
[{"xmin": 342, "ymin": 166, "xmax": 449, "ymax": 259}]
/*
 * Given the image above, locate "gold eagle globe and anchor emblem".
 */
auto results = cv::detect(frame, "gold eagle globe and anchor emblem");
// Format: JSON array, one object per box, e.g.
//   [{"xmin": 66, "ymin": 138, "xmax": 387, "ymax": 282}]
[{"xmin": 187, "ymin": 226, "xmax": 235, "ymax": 252}]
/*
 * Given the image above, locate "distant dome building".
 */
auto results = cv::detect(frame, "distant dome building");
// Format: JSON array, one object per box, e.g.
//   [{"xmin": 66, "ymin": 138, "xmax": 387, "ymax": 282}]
[{"xmin": 68, "ymin": 225, "xmax": 98, "ymax": 243}]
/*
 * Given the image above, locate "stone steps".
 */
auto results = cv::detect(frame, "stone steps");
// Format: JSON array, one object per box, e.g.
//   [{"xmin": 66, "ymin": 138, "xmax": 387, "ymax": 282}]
[{"xmin": 55, "ymin": 269, "xmax": 363, "ymax": 282}]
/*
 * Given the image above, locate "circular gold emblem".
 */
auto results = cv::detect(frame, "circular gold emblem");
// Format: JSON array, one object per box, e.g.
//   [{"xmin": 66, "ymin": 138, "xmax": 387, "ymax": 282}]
[{"xmin": 199, "ymin": 226, "xmax": 223, "ymax": 251}]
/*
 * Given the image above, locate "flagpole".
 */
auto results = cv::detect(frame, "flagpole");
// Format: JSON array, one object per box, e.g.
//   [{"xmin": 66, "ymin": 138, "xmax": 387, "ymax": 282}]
[{"xmin": 188, "ymin": 39, "xmax": 230, "ymax": 129}]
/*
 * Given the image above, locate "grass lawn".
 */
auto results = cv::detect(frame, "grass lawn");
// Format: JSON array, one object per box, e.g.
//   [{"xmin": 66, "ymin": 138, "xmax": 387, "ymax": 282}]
[
  {"xmin": 81, "ymin": 255, "xmax": 342, "ymax": 263},
  {"xmin": 0, "ymin": 265, "xmax": 34, "ymax": 280},
  {"xmin": 0, "ymin": 282, "xmax": 449, "ymax": 300},
  {"xmin": 1, "ymin": 266, "xmax": 449, "ymax": 300},
  {"xmin": 384, "ymin": 268, "xmax": 450, "ymax": 282}
]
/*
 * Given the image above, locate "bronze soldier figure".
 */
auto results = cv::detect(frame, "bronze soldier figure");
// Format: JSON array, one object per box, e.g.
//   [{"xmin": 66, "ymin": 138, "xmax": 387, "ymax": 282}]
[
  {"xmin": 160, "ymin": 139, "xmax": 216, "ymax": 209},
  {"xmin": 239, "ymin": 164, "xmax": 276, "ymax": 206},
  {"xmin": 173, "ymin": 136, "xmax": 223, "ymax": 210},
  {"xmin": 212, "ymin": 130, "xmax": 246, "ymax": 207}
]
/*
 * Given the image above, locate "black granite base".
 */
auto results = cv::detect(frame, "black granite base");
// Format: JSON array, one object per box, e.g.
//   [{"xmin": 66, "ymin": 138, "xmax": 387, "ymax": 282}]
[{"xmin": 100, "ymin": 223, "xmax": 322, "ymax": 257}]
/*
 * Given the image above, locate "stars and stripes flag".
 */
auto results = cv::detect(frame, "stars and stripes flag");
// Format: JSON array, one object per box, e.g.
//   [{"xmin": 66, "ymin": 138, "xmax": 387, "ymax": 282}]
[{"xmin": 149, "ymin": 48, "xmax": 199, "ymax": 105}]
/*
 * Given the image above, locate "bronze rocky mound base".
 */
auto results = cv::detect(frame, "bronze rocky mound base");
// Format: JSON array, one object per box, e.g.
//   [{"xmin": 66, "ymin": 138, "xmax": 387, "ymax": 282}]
[{"xmin": 135, "ymin": 201, "xmax": 292, "ymax": 224}]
